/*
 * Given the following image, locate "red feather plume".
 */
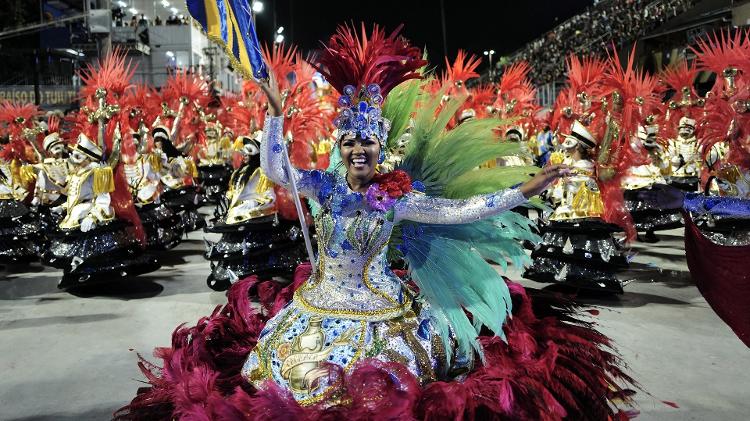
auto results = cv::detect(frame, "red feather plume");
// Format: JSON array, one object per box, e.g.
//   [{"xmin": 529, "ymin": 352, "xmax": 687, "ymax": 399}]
[
  {"xmin": 313, "ymin": 23, "xmax": 426, "ymax": 98},
  {"xmin": 658, "ymin": 60, "xmax": 700, "ymax": 140},
  {"xmin": 441, "ymin": 50, "xmax": 481, "ymax": 97},
  {"xmin": 691, "ymin": 29, "xmax": 750, "ymax": 96},
  {"xmin": 0, "ymin": 101, "xmax": 40, "ymax": 139},
  {"xmin": 46, "ymin": 114, "xmax": 60, "ymax": 134},
  {"xmin": 78, "ymin": 47, "xmax": 136, "ymax": 101},
  {"xmin": 261, "ymin": 42, "xmax": 298, "ymax": 91}
]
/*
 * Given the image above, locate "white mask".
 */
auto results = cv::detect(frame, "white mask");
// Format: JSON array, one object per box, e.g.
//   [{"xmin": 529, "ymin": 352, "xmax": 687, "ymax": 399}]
[
  {"xmin": 68, "ymin": 150, "xmax": 87, "ymax": 165},
  {"xmin": 561, "ymin": 137, "xmax": 578, "ymax": 151}
]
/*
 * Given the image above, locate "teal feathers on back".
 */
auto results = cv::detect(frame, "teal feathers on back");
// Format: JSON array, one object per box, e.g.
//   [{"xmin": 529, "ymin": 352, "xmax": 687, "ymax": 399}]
[
  {"xmin": 315, "ymin": 77, "xmax": 541, "ymax": 361},
  {"xmin": 390, "ymin": 83, "xmax": 540, "ymax": 360}
]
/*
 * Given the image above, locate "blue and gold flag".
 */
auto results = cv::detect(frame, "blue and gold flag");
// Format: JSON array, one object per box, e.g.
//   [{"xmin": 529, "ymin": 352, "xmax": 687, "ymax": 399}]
[{"xmin": 187, "ymin": 0, "xmax": 268, "ymax": 80}]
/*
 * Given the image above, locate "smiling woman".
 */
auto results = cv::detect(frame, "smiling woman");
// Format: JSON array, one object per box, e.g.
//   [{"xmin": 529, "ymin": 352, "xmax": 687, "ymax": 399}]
[
  {"xmin": 339, "ymin": 135, "xmax": 380, "ymax": 192},
  {"xmin": 118, "ymin": 22, "xmax": 633, "ymax": 420}
]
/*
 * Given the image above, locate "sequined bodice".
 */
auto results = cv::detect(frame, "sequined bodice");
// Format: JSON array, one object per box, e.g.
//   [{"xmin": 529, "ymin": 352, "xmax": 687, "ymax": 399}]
[{"xmin": 295, "ymin": 189, "xmax": 406, "ymax": 321}]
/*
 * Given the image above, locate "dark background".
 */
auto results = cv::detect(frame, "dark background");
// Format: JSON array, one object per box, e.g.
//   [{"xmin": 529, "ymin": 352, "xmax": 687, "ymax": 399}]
[{"xmin": 253, "ymin": 0, "xmax": 593, "ymax": 72}]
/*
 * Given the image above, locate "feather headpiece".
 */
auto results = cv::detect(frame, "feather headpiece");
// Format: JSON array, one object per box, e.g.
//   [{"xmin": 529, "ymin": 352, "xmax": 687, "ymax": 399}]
[
  {"xmin": 313, "ymin": 23, "xmax": 426, "ymax": 145},
  {"xmin": 441, "ymin": 50, "xmax": 481, "ymax": 96},
  {"xmin": 493, "ymin": 62, "xmax": 537, "ymax": 135},
  {"xmin": 659, "ymin": 61, "xmax": 700, "ymax": 140},
  {"xmin": 78, "ymin": 47, "xmax": 136, "ymax": 102},
  {"xmin": 162, "ymin": 70, "xmax": 210, "ymax": 110},
  {"xmin": 0, "ymin": 101, "xmax": 42, "ymax": 161},
  {"xmin": 691, "ymin": 30, "xmax": 750, "ymax": 97},
  {"xmin": 0, "ymin": 101, "xmax": 40, "ymax": 140}
]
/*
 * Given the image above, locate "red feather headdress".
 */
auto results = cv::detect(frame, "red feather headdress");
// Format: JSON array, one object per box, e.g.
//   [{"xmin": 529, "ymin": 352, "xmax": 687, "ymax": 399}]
[
  {"xmin": 78, "ymin": 47, "xmax": 136, "ymax": 102},
  {"xmin": 313, "ymin": 23, "xmax": 426, "ymax": 99},
  {"xmin": 47, "ymin": 114, "xmax": 60, "ymax": 134},
  {"xmin": 493, "ymin": 62, "xmax": 537, "ymax": 134},
  {"xmin": 659, "ymin": 60, "xmax": 700, "ymax": 140},
  {"xmin": 441, "ymin": 50, "xmax": 481, "ymax": 96},
  {"xmin": 0, "ymin": 101, "xmax": 42, "ymax": 162},
  {"xmin": 0, "ymin": 101, "xmax": 40, "ymax": 139},
  {"xmin": 691, "ymin": 29, "xmax": 750, "ymax": 98},
  {"xmin": 313, "ymin": 23, "xmax": 426, "ymax": 144},
  {"xmin": 550, "ymin": 55, "xmax": 607, "ymax": 134}
]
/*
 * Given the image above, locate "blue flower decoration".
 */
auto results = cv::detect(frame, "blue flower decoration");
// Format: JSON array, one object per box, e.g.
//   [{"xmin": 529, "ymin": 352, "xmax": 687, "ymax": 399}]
[{"xmin": 411, "ymin": 180, "xmax": 425, "ymax": 192}]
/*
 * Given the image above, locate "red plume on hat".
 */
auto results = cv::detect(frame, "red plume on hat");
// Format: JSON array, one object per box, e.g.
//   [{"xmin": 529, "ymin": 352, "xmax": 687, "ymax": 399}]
[
  {"xmin": 550, "ymin": 55, "xmax": 607, "ymax": 134},
  {"xmin": 659, "ymin": 60, "xmax": 700, "ymax": 140},
  {"xmin": 78, "ymin": 47, "xmax": 136, "ymax": 102},
  {"xmin": 47, "ymin": 114, "xmax": 60, "ymax": 135},
  {"xmin": 312, "ymin": 23, "xmax": 426, "ymax": 100},
  {"xmin": 0, "ymin": 101, "xmax": 42, "ymax": 162},
  {"xmin": 441, "ymin": 50, "xmax": 481, "ymax": 95},
  {"xmin": 691, "ymin": 29, "xmax": 750, "ymax": 97}
]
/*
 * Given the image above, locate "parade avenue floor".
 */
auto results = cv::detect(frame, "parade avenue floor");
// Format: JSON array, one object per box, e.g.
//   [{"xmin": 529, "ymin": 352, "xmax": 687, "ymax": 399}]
[{"xmin": 2, "ymin": 222, "xmax": 749, "ymax": 420}]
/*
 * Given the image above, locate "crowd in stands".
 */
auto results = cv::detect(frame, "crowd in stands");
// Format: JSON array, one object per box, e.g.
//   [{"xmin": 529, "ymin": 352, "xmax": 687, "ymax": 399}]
[{"xmin": 511, "ymin": 0, "xmax": 698, "ymax": 84}]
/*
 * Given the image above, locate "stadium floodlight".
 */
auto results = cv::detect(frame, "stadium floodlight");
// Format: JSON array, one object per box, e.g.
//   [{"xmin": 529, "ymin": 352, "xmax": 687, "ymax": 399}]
[
  {"xmin": 277, "ymin": 26, "xmax": 284, "ymax": 34},
  {"xmin": 170, "ymin": 7, "xmax": 179, "ymax": 14},
  {"xmin": 166, "ymin": 51, "xmax": 175, "ymax": 58},
  {"xmin": 252, "ymin": 1, "xmax": 264, "ymax": 13},
  {"xmin": 275, "ymin": 34, "xmax": 284, "ymax": 44},
  {"xmin": 117, "ymin": 1, "xmax": 127, "ymax": 8},
  {"xmin": 129, "ymin": 8, "xmax": 138, "ymax": 15},
  {"xmin": 161, "ymin": 1, "xmax": 170, "ymax": 7}
]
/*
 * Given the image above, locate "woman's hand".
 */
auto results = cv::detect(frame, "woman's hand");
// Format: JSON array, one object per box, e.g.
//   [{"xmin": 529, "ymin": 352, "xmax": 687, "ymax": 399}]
[
  {"xmin": 519, "ymin": 164, "xmax": 571, "ymax": 199},
  {"xmin": 257, "ymin": 76, "xmax": 283, "ymax": 117}
]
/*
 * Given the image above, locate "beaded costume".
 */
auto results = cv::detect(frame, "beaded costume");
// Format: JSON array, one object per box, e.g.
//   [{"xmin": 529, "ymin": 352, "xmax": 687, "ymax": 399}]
[{"xmin": 120, "ymin": 23, "xmax": 632, "ymax": 421}]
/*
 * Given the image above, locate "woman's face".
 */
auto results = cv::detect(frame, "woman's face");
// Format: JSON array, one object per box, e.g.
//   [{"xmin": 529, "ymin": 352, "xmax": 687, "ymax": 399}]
[{"xmin": 339, "ymin": 134, "xmax": 380, "ymax": 182}]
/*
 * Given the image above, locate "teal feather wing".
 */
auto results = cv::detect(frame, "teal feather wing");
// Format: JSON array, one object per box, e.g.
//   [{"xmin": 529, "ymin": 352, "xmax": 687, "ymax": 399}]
[{"xmin": 390, "ymin": 83, "xmax": 541, "ymax": 360}]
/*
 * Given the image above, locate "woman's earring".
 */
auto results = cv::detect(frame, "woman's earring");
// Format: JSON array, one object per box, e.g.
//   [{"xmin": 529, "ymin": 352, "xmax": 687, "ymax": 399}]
[{"xmin": 378, "ymin": 149, "xmax": 385, "ymax": 164}]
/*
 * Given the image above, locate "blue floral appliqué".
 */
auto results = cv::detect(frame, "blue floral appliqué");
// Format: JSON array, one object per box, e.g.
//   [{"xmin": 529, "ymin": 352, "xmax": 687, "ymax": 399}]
[
  {"xmin": 485, "ymin": 193, "xmax": 498, "ymax": 208},
  {"xmin": 411, "ymin": 180, "xmax": 426, "ymax": 192}
]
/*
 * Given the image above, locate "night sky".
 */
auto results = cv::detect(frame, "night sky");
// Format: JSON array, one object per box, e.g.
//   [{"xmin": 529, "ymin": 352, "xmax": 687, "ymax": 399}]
[{"xmin": 253, "ymin": 0, "xmax": 593, "ymax": 73}]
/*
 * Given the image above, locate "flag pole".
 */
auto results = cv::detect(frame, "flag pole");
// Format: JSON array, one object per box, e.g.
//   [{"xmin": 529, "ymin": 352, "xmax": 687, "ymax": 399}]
[{"xmin": 244, "ymin": 4, "xmax": 317, "ymax": 268}]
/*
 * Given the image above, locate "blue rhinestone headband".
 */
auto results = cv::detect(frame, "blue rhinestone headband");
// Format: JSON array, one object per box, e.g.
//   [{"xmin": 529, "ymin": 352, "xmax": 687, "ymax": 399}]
[{"xmin": 333, "ymin": 83, "xmax": 391, "ymax": 146}]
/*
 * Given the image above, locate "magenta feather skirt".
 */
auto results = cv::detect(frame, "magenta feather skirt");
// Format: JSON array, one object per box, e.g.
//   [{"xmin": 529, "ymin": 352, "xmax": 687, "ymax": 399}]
[{"xmin": 114, "ymin": 263, "xmax": 635, "ymax": 420}]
